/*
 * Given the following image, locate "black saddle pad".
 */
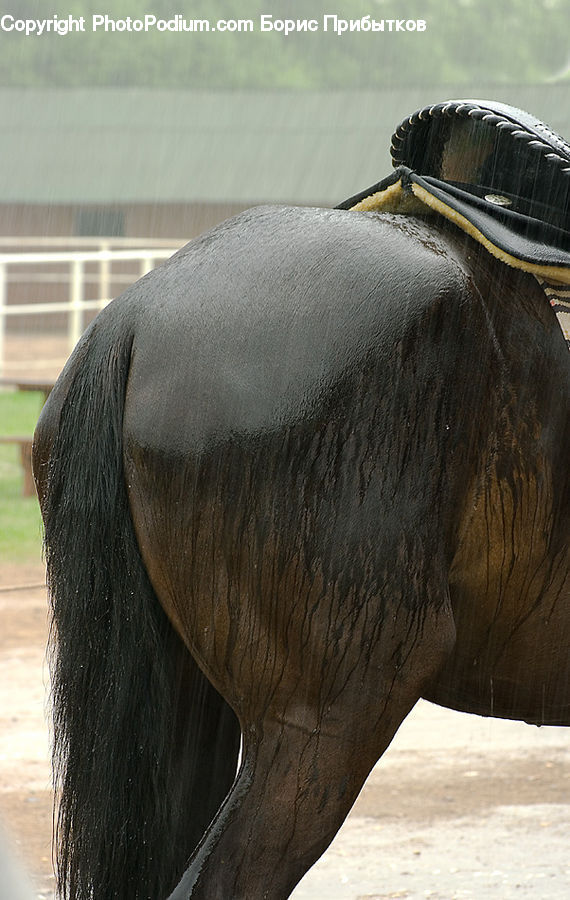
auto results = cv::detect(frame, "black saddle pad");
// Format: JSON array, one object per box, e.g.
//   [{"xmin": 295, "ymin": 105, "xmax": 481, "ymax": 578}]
[{"xmin": 337, "ymin": 99, "xmax": 570, "ymax": 286}]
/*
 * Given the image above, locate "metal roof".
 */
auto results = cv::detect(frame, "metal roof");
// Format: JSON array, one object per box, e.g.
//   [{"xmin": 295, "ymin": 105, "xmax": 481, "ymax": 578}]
[{"xmin": 1, "ymin": 87, "xmax": 568, "ymax": 205}]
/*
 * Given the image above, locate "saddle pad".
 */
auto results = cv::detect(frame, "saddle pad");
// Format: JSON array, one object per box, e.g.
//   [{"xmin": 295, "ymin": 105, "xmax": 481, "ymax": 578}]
[
  {"xmin": 536, "ymin": 278, "xmax": 570, "ymax": 346},
  {"xmin": 337, "ymin": 100, "xmax": 570, "ymax": 349}
]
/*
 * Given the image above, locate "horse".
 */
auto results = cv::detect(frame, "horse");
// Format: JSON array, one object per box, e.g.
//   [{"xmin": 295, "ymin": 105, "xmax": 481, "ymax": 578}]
[{"xmin": 33, "ymin": 102, "xmax": 569, "ymax": 899}]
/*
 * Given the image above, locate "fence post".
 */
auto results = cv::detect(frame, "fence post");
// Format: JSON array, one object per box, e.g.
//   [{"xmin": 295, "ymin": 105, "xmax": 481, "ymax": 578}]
[
  {"xmin": 69, "ymin": 258, "xmax": 84, "ymax": 350},
  {"xmin": 99, "ymin": 241, "xmax": 110, "ymax": 308},
  {"xmin": 139, "ymin": 255, "xmax": 155, "ymax": 278},
  {"xmin": 0, "ymin": 263, "xmax": 6, "ymax": 377}
]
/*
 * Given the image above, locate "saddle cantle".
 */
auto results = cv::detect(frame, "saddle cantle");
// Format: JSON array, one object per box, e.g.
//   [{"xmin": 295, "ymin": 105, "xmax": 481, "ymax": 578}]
[{"xmin": 337, "ymin": 99, "xmax": 570, "ymax": 346}]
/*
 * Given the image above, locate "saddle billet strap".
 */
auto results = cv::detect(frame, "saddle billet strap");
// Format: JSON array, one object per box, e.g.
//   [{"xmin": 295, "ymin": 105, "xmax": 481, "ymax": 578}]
[{"xmin": 336, "ymin": 169, "xmax": 403, "ymax": 212}]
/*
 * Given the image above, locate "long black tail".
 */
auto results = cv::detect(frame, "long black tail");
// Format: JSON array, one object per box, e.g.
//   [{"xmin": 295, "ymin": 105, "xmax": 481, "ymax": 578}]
[{"xmin": 37, "ymin": 315, "xmax": 240, "ymax": 898}]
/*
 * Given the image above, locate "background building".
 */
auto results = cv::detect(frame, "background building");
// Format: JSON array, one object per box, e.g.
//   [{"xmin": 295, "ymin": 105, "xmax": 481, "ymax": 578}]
[{"xmin": 2, "ymin": 86, "xmax": 568, "ymax": 240}]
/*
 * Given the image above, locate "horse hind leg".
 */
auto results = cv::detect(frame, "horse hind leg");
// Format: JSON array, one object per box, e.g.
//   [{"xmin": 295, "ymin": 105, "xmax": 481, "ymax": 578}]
[
  {"xmin": 168, "ymin": 713, "xmax": 387, "ymax": 900},
  {"xmin": 167, "ymin": 589, "xmax": 455, "ymax": 900}
]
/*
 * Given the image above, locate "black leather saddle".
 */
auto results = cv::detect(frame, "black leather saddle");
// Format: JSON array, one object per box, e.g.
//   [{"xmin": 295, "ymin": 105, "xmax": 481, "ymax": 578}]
[{"xmin": 337, "ymin": 99, "xmax": 570, "ymax": 286}]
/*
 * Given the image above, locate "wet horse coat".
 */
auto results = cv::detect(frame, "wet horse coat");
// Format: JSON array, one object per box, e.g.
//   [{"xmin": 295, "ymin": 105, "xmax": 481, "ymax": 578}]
[{"xmin": 33, "ymin": 103, "xmax": 569, "ymax": 900}]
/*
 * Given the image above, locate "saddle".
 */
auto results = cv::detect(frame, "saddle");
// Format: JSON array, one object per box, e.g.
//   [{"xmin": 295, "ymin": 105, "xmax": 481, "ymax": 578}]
[{"xmin": 337, "ymin": 99, "xmax": 570, "ymax": 348}]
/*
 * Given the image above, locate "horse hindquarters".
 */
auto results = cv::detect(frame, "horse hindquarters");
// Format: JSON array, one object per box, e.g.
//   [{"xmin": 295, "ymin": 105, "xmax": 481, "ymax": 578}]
[
  {"xmin": 123, "ymin": 215, "xmax": 489, "ymax": 897},
  {"xmin": 32, "ymin": 314, "xmax": 240, "ymax": 899}
]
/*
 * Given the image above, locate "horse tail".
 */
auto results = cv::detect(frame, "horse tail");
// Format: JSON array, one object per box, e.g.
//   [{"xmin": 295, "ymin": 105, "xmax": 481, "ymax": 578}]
[{"xmin": 37, "ymin": 313, "xmax": 240, "ymax": 899}]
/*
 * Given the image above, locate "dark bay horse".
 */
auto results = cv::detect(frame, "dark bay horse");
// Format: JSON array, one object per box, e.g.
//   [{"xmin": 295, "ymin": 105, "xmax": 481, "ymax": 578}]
[{"xmin": 33, "ymin": 205, "xmax": 568, "ymax": 899}]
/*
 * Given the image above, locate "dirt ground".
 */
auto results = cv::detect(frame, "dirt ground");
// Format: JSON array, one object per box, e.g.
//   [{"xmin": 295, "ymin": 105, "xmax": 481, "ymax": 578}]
[{"xmin": 0, "ymin": 563, "xmax": 568, "ymax": 900}]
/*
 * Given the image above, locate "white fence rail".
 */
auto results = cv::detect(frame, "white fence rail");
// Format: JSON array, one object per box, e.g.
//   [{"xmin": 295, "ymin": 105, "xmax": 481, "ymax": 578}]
[{"xmin": 0, "ymin": 238, "xmax": 183, "ymax": 377}]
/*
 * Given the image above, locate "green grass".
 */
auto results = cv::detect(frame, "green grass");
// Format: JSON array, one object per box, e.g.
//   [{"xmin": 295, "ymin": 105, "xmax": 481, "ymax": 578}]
[{"xmin": 0, "ymin": 390, "xmax": 45, "ymax": 565}]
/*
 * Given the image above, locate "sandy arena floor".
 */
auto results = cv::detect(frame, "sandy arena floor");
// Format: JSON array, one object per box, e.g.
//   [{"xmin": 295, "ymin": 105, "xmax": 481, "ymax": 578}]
[{"xmin": 0, "ymin": 563, "xmax": 568, "ymax": 900}]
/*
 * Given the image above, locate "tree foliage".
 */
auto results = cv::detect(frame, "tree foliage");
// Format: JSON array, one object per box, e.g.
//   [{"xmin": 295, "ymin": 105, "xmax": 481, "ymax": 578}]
[{"xmin": 0, "ymin": 0, "xmax": 568, "ymax": 88}]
